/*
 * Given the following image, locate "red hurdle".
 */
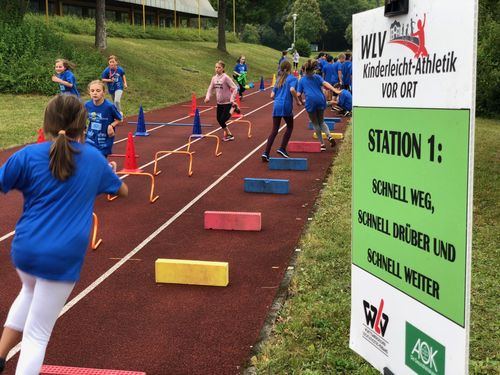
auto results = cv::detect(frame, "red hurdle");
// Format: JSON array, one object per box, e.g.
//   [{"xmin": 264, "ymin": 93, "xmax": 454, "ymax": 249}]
[{"xmin": 41, "ymin": 365, "xmax": 146, "ymax": 375}]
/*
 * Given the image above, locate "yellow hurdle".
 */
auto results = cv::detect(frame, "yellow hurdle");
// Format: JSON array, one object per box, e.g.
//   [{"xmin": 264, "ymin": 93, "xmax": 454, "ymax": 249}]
[
  {"xmin": 271, "ymin": 74, "xmax": 276, "ymax": 87},
  {"xmin": 312, "ymin": 132, "xmax": 344, "ymax": 140},
  {"xmin": 155, "ymin": 259, "xmax": 229, "ymax": 287}
]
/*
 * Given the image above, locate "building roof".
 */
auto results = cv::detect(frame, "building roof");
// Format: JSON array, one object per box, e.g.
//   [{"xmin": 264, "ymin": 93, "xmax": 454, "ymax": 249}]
[{"xmin": 121, "ymin": 0, "xmax": 218, "ymax": 18}]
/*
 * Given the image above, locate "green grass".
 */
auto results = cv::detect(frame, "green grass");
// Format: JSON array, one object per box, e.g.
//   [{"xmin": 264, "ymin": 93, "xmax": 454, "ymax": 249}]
[{"xmin": 252, "ymin": 118, "xmax": 500, "ymax": 374}]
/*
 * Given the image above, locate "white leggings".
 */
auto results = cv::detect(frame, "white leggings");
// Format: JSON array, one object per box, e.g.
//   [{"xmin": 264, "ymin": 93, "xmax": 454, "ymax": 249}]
[
  {"xmin": 5, "ymin": 269, "xmax": 75, "ymax": 375},
  {"xmin": 112, "ymin": 90, "xmax": 123, "ymax": 112}
]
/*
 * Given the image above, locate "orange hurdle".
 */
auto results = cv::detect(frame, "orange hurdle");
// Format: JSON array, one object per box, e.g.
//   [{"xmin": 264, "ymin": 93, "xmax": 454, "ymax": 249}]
[
  {"xmin": 187, "ymin": 134, "xmax": 222, "ymax": 157},
  {"xmin": 91, "ymin": 212, "xmax": 102, "ymax": 250},
  {"xmin": 230, "ymin": 118, "xmax": 253, "ymax": 138},
  {"xmin": 153, "ymin": 150, "xmax": 194, "ymax": 177}
]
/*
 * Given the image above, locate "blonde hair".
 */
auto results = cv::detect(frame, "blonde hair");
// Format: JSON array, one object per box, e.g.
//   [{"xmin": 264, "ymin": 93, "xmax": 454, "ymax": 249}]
[
  {"xmin": 108, "ymin": 55, "xmax": 119, "ymax": 63},
  {"xmin": 55, "ymin": 58, "xmax": 76, "ymax": 71},
  {"xmin": 276, "ymin": 60, "xmax": 292, "ymax": 88},
  {"xmin": 87, "ymin": 80, "xmax": 106, "ymax": 93}
]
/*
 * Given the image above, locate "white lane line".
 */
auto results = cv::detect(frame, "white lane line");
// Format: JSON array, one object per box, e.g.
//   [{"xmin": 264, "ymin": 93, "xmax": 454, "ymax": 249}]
[
  {"xmin": 6, "ymin": 105, "xmax": 305, "ymax": 361},
  {"xmin": 0, "ymin": 231, "xmax": 15, "ymax": 242}
]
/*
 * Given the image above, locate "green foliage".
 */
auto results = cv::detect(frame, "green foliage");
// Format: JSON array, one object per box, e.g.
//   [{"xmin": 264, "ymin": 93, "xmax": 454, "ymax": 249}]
[
  {"xmin": 240, "ymin": 24, "xmax": 260, "ymax": 44},
  {"xmin": 259, "ymin": 25, "xmax": 288, "ymax": 50},
  {"xmin": 295, "ymin": 39, "xmax": 312, "ymax": 58},
  {"xmin": 285, "ymin": 0, "xmax": 328, "ymax": 42},
  {"xmin": 0, "ymin": 16, "xmax": 104, "ymax": 95},
  {"xmin": 0, "ymin": 0, "xmax": 28, "ymax": 24},
  {"xmin": 344, "ymin": 24, "xmax": 352, "ymax": 47}
]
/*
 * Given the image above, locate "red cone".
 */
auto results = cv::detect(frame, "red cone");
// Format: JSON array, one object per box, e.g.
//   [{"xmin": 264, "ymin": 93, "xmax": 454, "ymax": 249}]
[
  {"xmin": 121, "ymin": 132, "xmax": 142, "ymax": 173},
  {"xmin": 37, "ymin": 128, "xmax": 45, "ymax": 143},
  {"xmin": 232, "ymin": 95, "xmax": 243, "ymax": 118},
  {"xmin": 189, "ymin": 93, "xmax": 197, "ymax": 116}
]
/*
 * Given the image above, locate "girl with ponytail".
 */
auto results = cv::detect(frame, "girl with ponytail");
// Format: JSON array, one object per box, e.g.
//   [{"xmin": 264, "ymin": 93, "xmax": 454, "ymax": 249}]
[{"xmin": 0, "ymin": 95, "xmax": 127, "ymax": 374}]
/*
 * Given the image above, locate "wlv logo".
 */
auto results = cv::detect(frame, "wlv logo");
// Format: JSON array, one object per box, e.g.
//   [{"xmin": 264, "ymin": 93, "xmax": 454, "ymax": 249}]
[
  {"xmin": 406, "ymin": 322, "xmax": 445, "ymax": 375},
  {"xmin": 389, "ymin": 13, "xmax": 429, "ymax": 58},
  {"xmin": 363, "ymin": 299, "xmax": 389, "ymax": 337}
]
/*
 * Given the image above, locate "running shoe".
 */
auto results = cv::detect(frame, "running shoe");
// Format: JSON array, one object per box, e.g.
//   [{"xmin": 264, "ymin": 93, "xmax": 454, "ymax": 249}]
[
  {"xmin": 261, "ymin": 153, "xmax": 269, "ymax": 162},
  {"xmin": 320, "ymin": 144, "xmax": 327, "ymax": 151},
  {"xmin": 328, "ymin": 137, "xmax": 336, "ymax": 147},
  {"xmin": 223, "ymin": 134, "xmax": 235, "ymax": 142},
  {"xmin": 277, "ymin": 148, "xmax": 289, "ymax": 158},
  {"xmin": 232, "ymin": 103, "xmax": 241, "ymax": 114}
]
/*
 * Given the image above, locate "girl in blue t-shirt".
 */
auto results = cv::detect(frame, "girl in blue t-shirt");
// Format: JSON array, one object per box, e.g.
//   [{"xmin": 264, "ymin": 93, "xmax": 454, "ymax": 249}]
[
  {"xmin": 85, "ymin": 80, "xmax": 123, "ymax": 161},
  {"xmin": 297, "ymin": 59, "xmax": 337, "ymax": 151},
  {"xmin": 261, "ymin": 60, "xmax": 302, "ymax": 161},
  {"xmin": 330, "ymin": 84, "xmax": 352, "ymax": 116},
  {"xmin": 101, "ymin": 55, "xmax": 128, "ymax": 114},
  {"xmin": 51, "ymin": 58, "xmax": 80, "ymax": 97},
  {"xmin": 233, "ymin": 55, "xmax": 248, "ymax": 100},
  {"xmin": 0, "ymin": 95, "xmax": 127, "ymax": 374}
]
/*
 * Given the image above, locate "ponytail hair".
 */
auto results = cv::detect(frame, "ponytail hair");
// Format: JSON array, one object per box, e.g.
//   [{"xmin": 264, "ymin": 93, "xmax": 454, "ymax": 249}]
[
  {"xmin": 276, "ymin": 60, "xmax": 292, "ymax": 88},
  {"xmin": 55, "ymin": 58, "xmax": 76, "ymax": 71},
  {"xmin": 304, "ymin": 59, "xmax": 318, "ymax": 74},
  {"xmin": 44, "ymin": 95, "xmax": 87, "ymax": 181},
  {"xmin": 217, "ymin": 60, "xmax": 226, "ymax": 72}
]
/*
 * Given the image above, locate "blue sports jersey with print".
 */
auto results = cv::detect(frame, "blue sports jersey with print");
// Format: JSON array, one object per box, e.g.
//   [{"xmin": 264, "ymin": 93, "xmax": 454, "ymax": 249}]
[
  {"xmin": 102, "ymin": 66, "xmax": 126, "ymax": 94},
  {"xmin": 272, "ymin": 75, "xmax": 298, "ymax": 117},
  {"xmin": 0, "ymin": 142, "xmax": 122, "ymax": 281},
  {"xmin": 297, "ymin": 74, "xmax": 326, "ymax": 112},
  {"xmin": 58, "ymin": 70, "xmax": 80, "ymax": 97},
  {"xmin": 85, "ymin": 99, "xmax": 122, "ymax": 157},
  {"xmin": 233, "ymin": 63, "xmax": 247, "ymax": 74}
]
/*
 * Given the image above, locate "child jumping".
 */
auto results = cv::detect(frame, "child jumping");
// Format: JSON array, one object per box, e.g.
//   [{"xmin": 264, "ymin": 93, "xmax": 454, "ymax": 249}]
[
  {"xmin": 51, "ymin": 58, "xmax": 80, "ymax": 97},
  {"xmin": 297, "ymin": 59, "xmax": 337, "ymax": 151},
  {"xmin": 101, "ymin": 55, "xmax": 127, "ymax": 114},
  {"xmin": 262, "ymin": 60, "xmax": 302, "ymax": 161},
  {"xmin": 204, "ymin": 60, "xmax": 238, "ymax": 142},
  {"xmin": 0, "ymin": 95, "xmax": 127, "ymax": 374},
  {"xmin": 84, "ymin": 80, "xmax": 123, "ymax": 168}
]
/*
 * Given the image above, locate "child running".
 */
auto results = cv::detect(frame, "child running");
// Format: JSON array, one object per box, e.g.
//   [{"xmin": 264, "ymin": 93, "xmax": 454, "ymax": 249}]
[
  {"xmin": 233, "ymin": 55, "xmax": 248, "ymax": 100},
  {"xmin": 262, "ymin": 60, "xmax": 302, "ymax": 162},
  {"xmin": 51, "ymin": 58, "xmax": 80, "ymax": 97},
  {"xmin": 204, "ymin": 60, "xmax": 238, "ymax": 142},
  {"xmin": 0, "ymin": 95, "xmax": 127, "ymax": 375},
  {"xmin": 84, "ymin": 80, "xmax": 123, "ymax": 168},
  {"xmin": 101, "ymin": 55, "xmax": 127, "ymax": 114},
  {"xmin": 297, "ymin": 59, "xmax": 337, "ymax": 151}
]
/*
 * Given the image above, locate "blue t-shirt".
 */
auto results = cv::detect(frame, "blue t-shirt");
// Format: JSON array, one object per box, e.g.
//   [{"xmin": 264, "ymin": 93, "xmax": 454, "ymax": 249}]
[
  {"xmin": 297, "ymin": 74, "xmax": 327, "ymax": 112},
  {"xmin": 342, "ymin": 61, "xmax": 352, "ymax": 86},
  {"xmin": 85, "ymin": 99, "xmax": 122, "ymax": 157},
  {"xmin": 338, "ymin": 90, "xmax": 352, "ymax": 111},
  {"xmin": 322, "ymin": 63, "xmax": 335, "ymax": 84},
  {"xmin": 272, "ymin": 74, "xmax": 298, "ymax": 117},
  {"xmin": 278, "ymin": 56, "xmax": 288, "ymax": 69},
  {"xmin": 233, "ymin": 63, "xmax": 247, "ymax": 75},
  {"xmin": 332, "ymin": 61, "xmax": 342, "ymax": 84},
  {"xmin": 0, "ymin": 142, "xmax": 122, "ymax": 281},
  {"xmin": 57, "ymin": 70, "xmax": 80, "ymax": 97},
  {"xmin": 317, "ymin": 59, "xmax": 327, "ymax": 74},
  {"xmin": 102, "ymin": 66, "xmax": 126, "ymax": 94}
]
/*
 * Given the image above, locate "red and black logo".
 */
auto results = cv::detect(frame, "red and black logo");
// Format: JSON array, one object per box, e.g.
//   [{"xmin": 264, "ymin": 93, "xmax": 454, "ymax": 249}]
[
  {"xmin": 389, "ymin": 14, "xmax": 429, "ymax": 58},
  {"xmin": 363, "ymin": 299, "xmax": 389, "ymax": 337}
]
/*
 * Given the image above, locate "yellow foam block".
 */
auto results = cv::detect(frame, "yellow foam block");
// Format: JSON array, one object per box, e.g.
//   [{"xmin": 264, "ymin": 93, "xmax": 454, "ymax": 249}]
[
  {"xmin": 155, "ymin": 259, "xmax": 229, "ymax": 287},
  {"xmin": 312, "ymin": 132, "xmax": 344, "ymax": 140}
]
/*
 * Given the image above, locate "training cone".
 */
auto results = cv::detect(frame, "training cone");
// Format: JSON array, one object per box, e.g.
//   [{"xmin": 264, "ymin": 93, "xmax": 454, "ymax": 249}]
[
  {"xmin": 134, "ymin": 105, "xmax": 149, "ymax": 136},
  {"xmin": 271, "ymin": 73, "xmax": 276, "ymax": 87},
  {"xmin": 37, "ymin": 128, "xmax": 45, "ymax": 143},
  {"xmin": 293, "ymin": 70, "xmax": 299, "ymax": 78},
  {"xmin": 192, "ymin": 108, "xmax": 202, "ymax": 136},
  {"xmin": 232, "ymin": 95, "xmax": 243, "ymax": 118},
  {"xmin": 259, "ymin": 76, "xmax": 265, "ymax": 91},
  {"xmin": 121, "ymin": 132, "xmax": 142, "ymax": 173},
  {"xmin": 189, "ymin": 93, "xmax": 197, "ymax": 116}
]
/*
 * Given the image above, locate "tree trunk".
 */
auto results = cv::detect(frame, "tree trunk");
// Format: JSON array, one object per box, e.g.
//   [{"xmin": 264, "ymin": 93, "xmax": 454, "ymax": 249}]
[
  {"xmin": 95, "ymin": 0, "xmax": 107, "ymax": 50},
  {"xmin": 217, "ymin": 0, "xmax": 227, "ymax": 52}
]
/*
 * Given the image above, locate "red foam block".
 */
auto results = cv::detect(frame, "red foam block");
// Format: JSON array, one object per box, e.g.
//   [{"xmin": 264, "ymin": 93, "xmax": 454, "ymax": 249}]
[
  {"xmin": 287, "ymin": 141, "xmax": 321, "ymax": 153},
  {"xmin": 204, "ymin": 211, "xmax": 262, "ymax": 231},
  {"xmin": 40, "ymin": 365, "xmax": 146, "ymax": 375}
]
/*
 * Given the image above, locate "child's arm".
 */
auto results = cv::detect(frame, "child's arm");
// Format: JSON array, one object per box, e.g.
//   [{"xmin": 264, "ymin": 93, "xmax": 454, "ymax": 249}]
[
  {"xmin": 117, "ymin": 182, "xmax": 128, "ymax": 197},
  {"xmin": 107, "ymin": 116, "xmax": 122, "ymax": 137},
  {"xmin": 122, "ymin": 74, "xmax": 128, "ymax": 89},
  {"xmin": 51, "ymin": 76, "xmax": 74, "ymax": 88},
  {"xmin": 290, "ymin": 87, "xmax": 303, "ymax": 106},
  {"xmin": 204, "ymin": 78, "xmax": 214, "ymax": 103},
  {"xmin": 323, "ymin": 81, "xmax": 341, "ymax": 94}
]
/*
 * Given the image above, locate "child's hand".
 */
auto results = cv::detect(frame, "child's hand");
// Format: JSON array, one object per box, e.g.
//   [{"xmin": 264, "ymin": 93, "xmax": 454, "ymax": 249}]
[
  {"xmin": 51, "ymin": 75, "xmax": 61, "ymax": 83},
  {"xmin": 124, "ymin": 83, "xmax": 128, "ymax": 89},
  {"xmin": 204, "ymin": 98, "xmax": 209, "ymax": 104},
  {"xmin": 107, "ymin": 124, "xmax": 115, "ymax": 137}
]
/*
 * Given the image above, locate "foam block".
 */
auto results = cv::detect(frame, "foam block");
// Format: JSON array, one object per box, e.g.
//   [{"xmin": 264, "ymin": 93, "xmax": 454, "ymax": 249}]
[
  {"xmin": 268, "ymin": 157, "xmax": 308, "ymax": 171},
  {"xmin": 324, "ymin": 117, "xmax": 341, "ymax": 123},
  {"xmin": 287, "ymin": 141, "xmax": 321, "ymax": 153},
  {"xmin": 244, "ymin": 178, "xmax": 289, "ymax": 194},
  {"xmin": 41, "ymin": 365, "xmax": 146, "ymax": 375},
  {"xmin": 312, "ymin": 132, "xmax": 344, "ymax": 140},
  {"xmin": 308, "ymin": 121, "xmax": 335, "ymax": 130},
  {"xmin": 204, "ymin": 211, "xmax": 261, "ymax": 231},
  {"xmin": 155, "ymin": 259, "xmax": 229, "ymax": 287}
]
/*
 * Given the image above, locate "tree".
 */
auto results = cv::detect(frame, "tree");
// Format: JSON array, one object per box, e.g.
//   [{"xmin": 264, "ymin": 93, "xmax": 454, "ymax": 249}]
[
  {"xmin": 0, "ymin": 0, "xmax": 28, "ymax": 24},
  {"xmin": 217, "ymin": 0, "xmax": 227, "ymax": 52},
  {"xmin": 284, "ymin": 0, "xmax": 327, "ymax": 43},
  {"xmin": 95, "ymin": 0, "xmax": 107, "ymax": 50}
]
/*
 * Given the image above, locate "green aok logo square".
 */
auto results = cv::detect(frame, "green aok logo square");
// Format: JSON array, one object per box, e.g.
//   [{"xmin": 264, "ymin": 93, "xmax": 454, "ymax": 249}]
[{"xmin": 405, "ymin": 322, "xmax": 445, "ymax": 375}]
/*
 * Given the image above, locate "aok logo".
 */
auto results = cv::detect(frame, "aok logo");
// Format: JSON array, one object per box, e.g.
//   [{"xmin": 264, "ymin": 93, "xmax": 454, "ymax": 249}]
[
  {"xmin": 363, "ymin": 299, "xmax": 389, "ymax": 337},
  {"xmin": 406, "ymin": 322, "xmax": 445, "ymax": 375}
]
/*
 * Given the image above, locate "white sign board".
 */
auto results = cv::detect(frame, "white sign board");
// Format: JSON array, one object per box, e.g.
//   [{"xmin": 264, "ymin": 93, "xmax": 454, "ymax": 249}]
[{"xmin": 350, "ymin": 1, "xmax": 477, "ymax": 374}]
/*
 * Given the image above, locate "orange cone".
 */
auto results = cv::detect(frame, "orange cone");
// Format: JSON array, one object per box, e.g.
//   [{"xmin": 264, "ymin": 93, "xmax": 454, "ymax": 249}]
[
  {"xmin": 189, "ymin": 93, "xmax": 197, "ymax": 116},
  {"xmin": 37, "ymin": 128, "xmax": 45, "ymax": 143},
  {"xmin": 231, "ymin": 95, "xmax": 243, "ymax": 118},
  {"xmin": 121, "ymin": 132, "xmax": 142, "ymax": 173}
]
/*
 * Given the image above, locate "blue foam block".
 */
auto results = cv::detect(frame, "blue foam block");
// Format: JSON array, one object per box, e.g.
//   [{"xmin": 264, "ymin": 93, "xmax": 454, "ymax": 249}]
[
  {"xmin": 244, "ymin": 178, "xmax": 289, "ymax": 194},
  {"xmin": 308, "ymin": 122, "xmax": 335, "ymax": 130},
  {"xmin": 268, "ymin": 157, "xmax": 308, "ymax": 171}
]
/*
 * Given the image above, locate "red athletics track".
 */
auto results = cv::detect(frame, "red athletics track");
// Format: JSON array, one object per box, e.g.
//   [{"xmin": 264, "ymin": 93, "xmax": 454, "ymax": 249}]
[{"xmin": 0, "ymin": 85, "xmax": 348, "ymax": 374}]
